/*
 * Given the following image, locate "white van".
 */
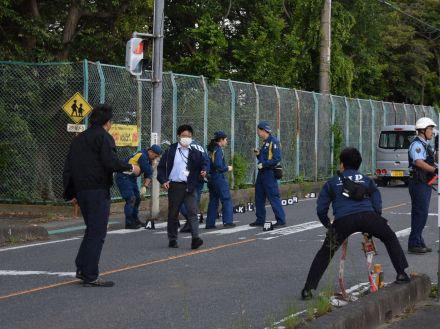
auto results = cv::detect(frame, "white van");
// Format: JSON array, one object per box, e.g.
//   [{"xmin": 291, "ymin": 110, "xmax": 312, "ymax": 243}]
[{"xmin": 375, "ymin": 125, "xmax": 416, "ymax": 186}]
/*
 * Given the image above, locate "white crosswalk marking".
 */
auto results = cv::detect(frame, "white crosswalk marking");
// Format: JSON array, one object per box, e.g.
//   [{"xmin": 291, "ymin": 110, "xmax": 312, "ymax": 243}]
[{"xmin": 0, "ymin": 270, "xmax": 75, "ymax": 277}]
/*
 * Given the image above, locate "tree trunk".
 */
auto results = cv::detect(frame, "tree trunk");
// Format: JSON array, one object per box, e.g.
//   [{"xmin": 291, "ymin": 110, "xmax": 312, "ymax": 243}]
[
  {"xmin": 58, "ymin": 5, "xmax": 82, "ymax": 60},
  {"xmin": 23, "ymin": 0, "xmax": 41, "ymax": 58}
]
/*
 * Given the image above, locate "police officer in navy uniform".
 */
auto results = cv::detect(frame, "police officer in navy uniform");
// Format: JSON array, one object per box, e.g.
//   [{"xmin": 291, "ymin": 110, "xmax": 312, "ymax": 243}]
[
  {"xmin": 206, "ymin": 131, "xmax": 235, "ymax": 228},
  {"xmin": 115, "ymin": 145, "xmax": 162, "ymax": 229},
  {"xmin": 407, "ymin": 117, "xmax": 437, "ymax": 254},
  {"xmin": 249, "ymin": 121, "xmax": 286, "ymax": 228},
  {"xmin": 301, "ymin": 148, "xmax": 410, "ymax": 300}
]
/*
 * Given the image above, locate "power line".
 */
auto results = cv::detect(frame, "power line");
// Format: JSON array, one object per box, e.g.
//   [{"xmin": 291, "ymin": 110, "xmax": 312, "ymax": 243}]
[{"xmin": 378, "ymin": 0, "xmax": 440, "ymax": 40}]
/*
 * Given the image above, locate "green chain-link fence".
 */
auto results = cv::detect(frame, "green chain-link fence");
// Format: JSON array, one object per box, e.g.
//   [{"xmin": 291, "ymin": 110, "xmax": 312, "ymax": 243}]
[{"xmin": 0, "ymin": 60, "xmax": 438, "ymax": 202}]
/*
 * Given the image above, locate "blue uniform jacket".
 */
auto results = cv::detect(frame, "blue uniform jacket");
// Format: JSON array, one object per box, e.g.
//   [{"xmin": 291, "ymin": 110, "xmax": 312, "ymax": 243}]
[
  {"xmin": 316, "ymin": 169, "xmax": 382, "ymax": 227},
  {"xmin": 257, "ymin": 134, "xmax": 281, "ymax": 168},
  {"xmin": 123, "ymin": 150, "xmax": 153, "ymax": 179},
  {"xmin": 191, "ymin": 141, "xmax": 210, "ymax": 174},
  {"xmin": 157, "ymin": 143, "xmax": 209, "ymax": 193},
  {"xmin": 209, "ymin": 144, "xmax": 228, "ymax": 175}
]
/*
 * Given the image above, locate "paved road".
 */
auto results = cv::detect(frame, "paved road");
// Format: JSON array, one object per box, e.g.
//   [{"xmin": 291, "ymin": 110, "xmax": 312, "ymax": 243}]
[{"xmin": 0, "ymin": 185, "xmax": 438, "ymax": 329}]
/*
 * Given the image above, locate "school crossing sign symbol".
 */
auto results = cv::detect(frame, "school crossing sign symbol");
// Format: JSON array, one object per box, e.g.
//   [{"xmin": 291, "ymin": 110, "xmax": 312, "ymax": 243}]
[{"xmin": 62, "ymin": 92, "xmax": 92, "ymax": 124}]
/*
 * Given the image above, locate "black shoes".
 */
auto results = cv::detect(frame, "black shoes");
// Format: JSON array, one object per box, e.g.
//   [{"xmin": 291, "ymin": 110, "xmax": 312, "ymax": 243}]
[
  {"xmin": 424, "ymin": 246, "xmax": 433, "ymax": 252},
  {"xmin": 191, "ymin": 237, "xmax": 203, "ymax": 250},
  {"xmin": 75, "ymin": 270, "xmax": 84, "ymax": 281},
  {"xmin": 301, "ymin": 288, "xmax": 313, "ymax": 300},
  {"xmin": 135, "ymin": 219, "xmax": 144, "ymax": 226},
  {"xmin": 83, "ymin": 277, "xmax": 115, "ymax": 287},
  {"xmin": 395, "ymin": 272, "xmax": 411, "ymax": 284},
  {"xmin": 169, "ymin": 240, "xmax": 178, "ymax": 248},
  {"xmin": 223, "ymin": 223, "xmax": 236, "ymax": 228},
  {"xmin": 408, "ymin": 247, "xmax": 429, "ymax": 254},
  {"xmin": 205, "ymin": 225, "xmax": 217, "ymax": 229},
  {"xmin": 125, "ymin": 222, "xmax": 142, "ymax": 229},
  {"xmin": 249, "ymin": 221, "xmax": 264, "ymax": 227},
  {"xmin": 272, "ymin": 222, "xmax": 286, "ymax": 229}
]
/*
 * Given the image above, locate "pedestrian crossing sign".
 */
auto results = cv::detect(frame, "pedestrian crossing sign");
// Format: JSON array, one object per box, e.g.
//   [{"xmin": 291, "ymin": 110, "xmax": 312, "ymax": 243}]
[{"xmin": 62, "ymin": 92, "xmax": 92, "ymax": 124}]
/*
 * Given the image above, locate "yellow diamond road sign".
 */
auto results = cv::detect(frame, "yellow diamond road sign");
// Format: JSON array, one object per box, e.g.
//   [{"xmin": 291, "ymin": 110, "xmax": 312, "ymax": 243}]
[{"xmin": 62, "ymin": 92, "xmax": 92, "ymax": 124}]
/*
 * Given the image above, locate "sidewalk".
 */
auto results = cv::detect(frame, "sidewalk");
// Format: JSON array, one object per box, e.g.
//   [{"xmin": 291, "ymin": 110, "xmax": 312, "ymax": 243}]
[{"xmin": 378, "ymin": 299, "xmax": 440, "ymax": 329}]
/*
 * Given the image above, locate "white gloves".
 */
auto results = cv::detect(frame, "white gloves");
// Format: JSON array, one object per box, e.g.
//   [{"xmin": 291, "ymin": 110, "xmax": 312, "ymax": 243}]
[
  {"xmin": 257, "ymin": 163, "xmax": 263, "ymax": 170},
  {"xmin": 140, "ymin": 186, "xmax": 147, "ymax": 195},
  {"xmin": 228, "ymin": 166, "xmax": 233, "ymax": 172}
]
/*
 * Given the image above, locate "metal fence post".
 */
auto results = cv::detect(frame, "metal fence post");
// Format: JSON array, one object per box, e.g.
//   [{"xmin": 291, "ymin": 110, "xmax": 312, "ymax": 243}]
[
  {"xmin": 381, "ymin": 101, "xmax": 386, "ymax": 126},
  {"xmin": 201, "ymin": 76, "xmax": 208, "ymax": 151},
  {"xmin": 96, "ymin": 61, "xmax": 105, "ymax": 104},
  {"xmin": 313, "ymin": 92, "xmax": 319, "ymax": 181},
  {"xmin": 412, "ymin": 104, "xmax": 417, "ymax": 122},
  {"xmin": 403, "ymin": 103, "xmax": 408, "ymax": 125},
  {"xmin": 294, "ymin": 89, "xmax": 300, "ymax": 178},
  {"xmin": 171, "ymin": 72, "xmax": 177, "ymax": 142},
  {"xmin": 392, "ymin": 102, "xmax": 397, "ymax": 124},
  {"xmin": 370, "ymin": 99, "xmax": 376, "ymax": 173},
  {"xmin": 274, "ymin": 86, "xmax": 281, "ymax": 138},
  {"xmin": 82, "ymin": 59, "xmax": 89, "ymax": 128},
  {"xmin": 253, "ymin": 83, "xmax": 260, "ymax": 182},
  {"xmin": 228, "ymin": 79, "xmax": 236, "ymax": 188},
  {"xmin": 344, "ymin": 97, "xmax": 349, "ymax": 146},
  {"xmin": 357, "ymin": 99, "xmax": 363, "ymax": 157},
  {"xmin": 330, "ymin": 95, "xmax": 335, "ymax": 175}
]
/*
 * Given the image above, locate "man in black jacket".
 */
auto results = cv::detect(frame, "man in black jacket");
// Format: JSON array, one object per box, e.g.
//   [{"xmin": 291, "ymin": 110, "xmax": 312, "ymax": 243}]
[
  {"xmin": 157, "ymin": 124, "xmax": 208, "ymax": 249},
  {"xmin": 63, "ymin": 104, "xmax": 140, "ymax": 287}
]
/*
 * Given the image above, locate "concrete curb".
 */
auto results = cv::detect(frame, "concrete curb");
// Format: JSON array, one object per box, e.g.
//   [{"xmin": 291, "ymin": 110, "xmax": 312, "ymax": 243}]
[
  {"xmin": 302, "ymin": 273, "xmax": 431, "ymax": 329},
  {"xmin": 0, "ymin": 223, "xmax": 49, "ymax": 246}
]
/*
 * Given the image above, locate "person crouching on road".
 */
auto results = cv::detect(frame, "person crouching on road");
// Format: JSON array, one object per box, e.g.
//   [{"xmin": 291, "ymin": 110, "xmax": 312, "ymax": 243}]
[
  {"xmin": 115, "ymin": 145, "xmax": 162, "ymax": 229},
  {"xmin": 63, "ymin": 104, "xmax": 141, "ymax": 287},
  {"xmin": 301, "ymin": 147, "xmax": 410, "ymax": 300},
  {"xmin": 157, "ymin": 124, "xmax": 207, "ymax": 249},
  {"xmin": 205, "ymin": 131, "xmax": 235, "ymax": 229},
  {"xmin": 249, "ymin": 121, "xmax": 286, "ymax": 228},
  {"xmin": 407, "ymin": 117, "xmax": 437, "ymax": 254}
]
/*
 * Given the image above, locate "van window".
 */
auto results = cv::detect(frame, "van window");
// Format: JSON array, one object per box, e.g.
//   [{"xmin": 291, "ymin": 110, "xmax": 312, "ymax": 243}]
[{"xmin": 379, "ymin": 131, "xmax": 415, "ymax": 149}]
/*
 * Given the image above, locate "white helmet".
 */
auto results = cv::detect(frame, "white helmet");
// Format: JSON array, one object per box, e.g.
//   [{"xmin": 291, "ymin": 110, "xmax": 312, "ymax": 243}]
[{"xmin": 415, "ymin": 117, "xmax": 436, "ymax": 130}]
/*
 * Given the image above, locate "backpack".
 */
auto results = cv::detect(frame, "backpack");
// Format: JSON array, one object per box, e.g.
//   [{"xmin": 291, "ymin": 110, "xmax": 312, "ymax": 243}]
[{"xmin": 335, "ymin": 171, "xmax": 372, "ymax": 201}]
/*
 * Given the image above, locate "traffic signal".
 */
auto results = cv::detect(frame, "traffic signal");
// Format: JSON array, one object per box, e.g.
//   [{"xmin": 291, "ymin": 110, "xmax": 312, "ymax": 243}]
[{"xmin": 125, "ymin": 37, "xmax": 144, "ymax": 76}]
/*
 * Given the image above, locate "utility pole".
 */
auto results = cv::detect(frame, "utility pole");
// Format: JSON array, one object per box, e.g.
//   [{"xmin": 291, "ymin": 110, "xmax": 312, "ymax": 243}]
[
  {"xmin": 151, "ymin": 0, "xmax": 165, "ymax": 219},
  {"xmin": 319, "ymin": 0, "xmax": 331, "ymax": 94}
]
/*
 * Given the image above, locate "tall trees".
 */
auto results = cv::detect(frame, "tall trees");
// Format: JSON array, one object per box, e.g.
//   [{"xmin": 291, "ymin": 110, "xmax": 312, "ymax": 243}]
[{"xmin": 0, "ymin": 0, "xmax": 438, "ymax": 106}]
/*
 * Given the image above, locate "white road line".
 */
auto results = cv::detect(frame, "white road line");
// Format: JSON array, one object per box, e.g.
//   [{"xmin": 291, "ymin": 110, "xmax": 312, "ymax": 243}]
[
  {"xmin": 0, "ymin": 237, "xmax": 81, "ymax": 252},
  {"xmin": 0, "ymin": 270, "xmax": 75, "ymax": 277},
  {"xmin": 395, "ymin": 227, "xmax": 411, "ymax": 238},
  {"xmin": 265, "ymin": 282, "xmax": 370, "ymax": 329},
  {"xmin": 201, "ymin": 225, "xmax": 257, "ymax": 235},
  {"xmin": 390, "ymin": 212, "xmax": 438, "ymax": 216},
  {"xmin": 257, "ymin": 221, "xmax": 322, "ymax": 240}
]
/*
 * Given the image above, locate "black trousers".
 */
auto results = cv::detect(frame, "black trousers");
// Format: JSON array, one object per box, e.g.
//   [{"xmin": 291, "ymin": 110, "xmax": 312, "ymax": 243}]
[
  {"xmin": 304, "ymin": 212, "xmax": 408, "ymax": 290},
  {"xmin": 75, "ymin": 189, "xmax": 110, "ymax": 282},
  {"xmin": 167, "ymin": 182, "xmax": 199, "ymax": 240}
]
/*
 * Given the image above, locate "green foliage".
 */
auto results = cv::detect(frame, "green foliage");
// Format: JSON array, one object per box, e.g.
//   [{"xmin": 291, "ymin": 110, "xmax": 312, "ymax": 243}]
[
  {"xmin": 283, "ymin": 303, "xmax": 303, "ymax": 329},
  {"xmin": 0, "ymin": 0, "xmax": 438, "ymax": 107},
  {"xmin": 0, "ymin": 102, "xmax": 38, "ymax": 201},
  {"xmin": 331, "ymin": 123, "xmax": 344, "ymax": 172},
  {"xmin": 315, "ymin": 295, "xmax": 332, "ymax": 317},
  {"xmin": 232, "ymin": 153, "xmax": 248, "ymax": 189}
]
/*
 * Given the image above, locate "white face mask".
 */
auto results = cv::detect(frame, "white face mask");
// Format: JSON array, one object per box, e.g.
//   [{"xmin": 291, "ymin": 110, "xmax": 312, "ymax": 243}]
[{"xmin": 179, "ymin": 137, "xmax": 192, "ymax": 147}]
